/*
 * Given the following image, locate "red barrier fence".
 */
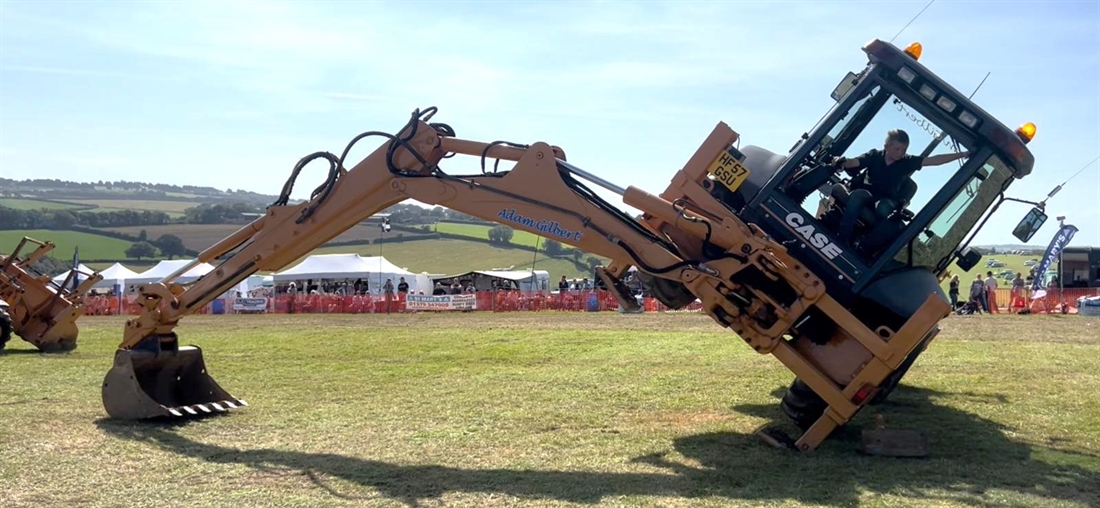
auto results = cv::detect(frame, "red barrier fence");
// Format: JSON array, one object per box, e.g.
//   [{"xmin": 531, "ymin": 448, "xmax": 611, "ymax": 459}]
[
  {"xmin": 78, "ymin": 287, "xmax": 1098, "ymax": 317},
  {"xmin": 79, "ymin": 290, "xmax": 707, "ymax": 316}
]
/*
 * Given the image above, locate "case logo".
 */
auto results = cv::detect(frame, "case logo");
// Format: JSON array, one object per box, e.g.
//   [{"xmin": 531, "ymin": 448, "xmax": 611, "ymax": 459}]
[{"xmin": 785, "ymin": 212, "xmax": 844, "ymax": 260}]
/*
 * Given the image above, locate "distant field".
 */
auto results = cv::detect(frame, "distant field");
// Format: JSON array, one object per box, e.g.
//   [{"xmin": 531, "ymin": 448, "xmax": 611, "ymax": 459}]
[
  {"xmin": 104, "ymin": 223, "xmax": 434, "ymax": 251},
  {"xmin": 314, "ymin": 238, "xmax": 605, "ymax": 279},
  {"xmin": 0, "ymin": 197, "xmax": 89, "ymax": 210},
  {"xmin": 436, "ymin": 221, "xmax": 545, "ymax": 248},
  {"xmin": 0, "ymin": 229, "xmax": 145, "ymax": 260},
  {"xmin": 104, "ymin": 224, "xmax": 251, "ymax": 251},
  {"xmin": 66, "ymin": 199, "xmax": 200, "ymax": 214},
  {"xmin": 942, "ymin": 253, "xmax": 1043, "ymax": 294}
]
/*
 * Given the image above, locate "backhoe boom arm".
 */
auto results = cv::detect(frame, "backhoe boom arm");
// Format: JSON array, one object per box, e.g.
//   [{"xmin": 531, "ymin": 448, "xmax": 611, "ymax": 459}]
[
  {"xmin": 106, "ymin": 107, "xmax": 950, "ymax": 454},
  {"xmin": 120, "ymin": 108, "xmax": 693, "ymax": 350}
]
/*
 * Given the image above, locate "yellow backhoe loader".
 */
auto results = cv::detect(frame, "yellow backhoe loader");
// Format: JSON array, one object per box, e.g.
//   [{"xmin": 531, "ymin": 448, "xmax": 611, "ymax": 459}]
[
  {"xmin": 1, "ymin": 237, "xmax": 102, "ymax": 352},
  {"xmin": 100, "ymin": 40, "xmax": 1046, "ymax": 452}
]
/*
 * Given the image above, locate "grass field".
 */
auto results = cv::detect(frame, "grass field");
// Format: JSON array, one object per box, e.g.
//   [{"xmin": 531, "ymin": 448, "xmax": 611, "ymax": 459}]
[
  {"xmin": 0, "ymin": 197, "xmax": 91, "ymax": 210},
  {"xmin": 942, "ymin": 253, "xmax": 1045, "ymax": 294},
  {"xmin": 2, "ymin": 227, "xmax": 598, "ymax": 279},
  {"xmin": 436, "ymin": 221, "xmax": 545, "ymax": 249},
  {"xmin": 314, "ymin": 237, "xmax": 602, "ymax": 278},
  {"xmin": 65, "ymin": 199, "xmax": 201, "ymax": 214},
  {"xmin": 0, "ymin": 229, "xmax": 143, "ymax": 260},
  {"xmin": 103, "ymin": 224, "xmax": 434, "ymax": 252},
  {"xmin": 0, "ymin": 313, "xmax": 1097, "ymax": 507}
]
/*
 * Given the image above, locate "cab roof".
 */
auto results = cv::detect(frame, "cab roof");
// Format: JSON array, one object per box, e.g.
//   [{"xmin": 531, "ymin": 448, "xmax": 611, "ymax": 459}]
[{"xmin": 862, "ymin": 39, "xmax": 1035, "ymax": 178}]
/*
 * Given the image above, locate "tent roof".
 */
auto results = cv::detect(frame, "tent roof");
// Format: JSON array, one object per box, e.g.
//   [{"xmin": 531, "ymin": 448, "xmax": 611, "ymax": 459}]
[
  {"xmin": 437, "ymin": 269, "xmax": 549, "ymax": 282},
  {"xmin": 129, "ymin": 259, "xmax": 215, "ymax": 283},
  {"xmin": 272, "ymin": 253, "xmax": 410, "ymax": 281},
  {"xmin": 98, "ymin": 262, "xmax": 141, "ymax": 281},
  {"xmin": 52, "ymin": 263, "xmax": 96, "ymax": 283},
  {"xmin": 358, "ymin": 255, "xmax": 414, "ymax": 275}
]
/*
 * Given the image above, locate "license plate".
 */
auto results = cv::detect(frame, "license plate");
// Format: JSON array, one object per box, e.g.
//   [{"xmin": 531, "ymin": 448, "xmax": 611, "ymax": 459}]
[{"xmin": 706, "ymin": 148, "xmax": 751, "ymax": 192}]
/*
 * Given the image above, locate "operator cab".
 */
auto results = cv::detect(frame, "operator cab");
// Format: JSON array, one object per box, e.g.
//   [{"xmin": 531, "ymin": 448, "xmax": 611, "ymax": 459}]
[{"xmin": 718, "ymin": 39, "xmax": 1035, "ymax": 305}]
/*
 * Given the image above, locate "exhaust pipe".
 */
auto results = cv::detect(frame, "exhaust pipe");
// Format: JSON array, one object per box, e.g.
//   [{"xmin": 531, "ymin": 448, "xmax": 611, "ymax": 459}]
[{"xmin": 101, "ymin": 338, "xmax": 246, "ymax": 419}]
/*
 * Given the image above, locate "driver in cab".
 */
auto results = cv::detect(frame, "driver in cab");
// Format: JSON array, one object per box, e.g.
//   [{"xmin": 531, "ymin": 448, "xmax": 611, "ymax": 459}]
[{"xmin": 829, "ymin": 129, "xmax": 970, "ymax": 244}]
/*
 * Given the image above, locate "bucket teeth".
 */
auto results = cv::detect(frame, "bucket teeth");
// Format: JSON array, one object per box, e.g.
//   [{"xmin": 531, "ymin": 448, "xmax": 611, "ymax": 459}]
[
  {"xmin": 161, "ymin": 400, "xmax": 245, "ymax": 418},
  {"xmin": 102, "ymin": 345, "xmax": 248, "ymax": 420}
]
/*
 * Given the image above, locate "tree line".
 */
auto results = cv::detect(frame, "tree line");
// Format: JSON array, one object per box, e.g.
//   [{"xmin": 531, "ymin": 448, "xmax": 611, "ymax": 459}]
[{"xmin": 0, "ymin": 203, "xmax": 266, "ymax": 230}]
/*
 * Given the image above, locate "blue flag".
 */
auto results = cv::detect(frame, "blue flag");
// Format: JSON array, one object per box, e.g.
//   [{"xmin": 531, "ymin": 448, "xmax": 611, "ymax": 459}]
[
  {"xmin": 71, "ymin": 246, "xmax": 80, "ymax": 292},
  {"xmin": 1031, "ymin": 224, "xmax": 1078, "ymax": 298}
]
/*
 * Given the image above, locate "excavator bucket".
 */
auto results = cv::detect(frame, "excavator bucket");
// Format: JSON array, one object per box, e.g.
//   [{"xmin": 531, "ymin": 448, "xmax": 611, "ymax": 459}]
[{"xmin": 102, "ymin": 345, "xmax": 246, "ymax": 419}]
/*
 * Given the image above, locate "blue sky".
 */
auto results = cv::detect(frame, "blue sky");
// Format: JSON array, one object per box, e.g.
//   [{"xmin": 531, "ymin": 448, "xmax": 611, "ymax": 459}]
[{"xmin": 1, "ymin": 0, "xmax": 1097, "ymax": 247}]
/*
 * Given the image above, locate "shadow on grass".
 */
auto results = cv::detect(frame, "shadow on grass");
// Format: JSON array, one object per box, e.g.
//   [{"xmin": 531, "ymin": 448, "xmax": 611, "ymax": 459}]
[
  {"xmin": 95, "ymin": 386, "xmax": 1099, "ymax": 507},
  {"xmin": 1, "ymin": 349, "xmax": 47, "ymax": 355}
]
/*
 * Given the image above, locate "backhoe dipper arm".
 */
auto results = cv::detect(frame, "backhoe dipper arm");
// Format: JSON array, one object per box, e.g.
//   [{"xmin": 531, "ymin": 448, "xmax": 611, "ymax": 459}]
[
  {"xmin": 107, "ymin": 107, "xmax": 951, "ymax": 454},
  {"xmin": 119, "ymin": 107, "xmax": 697, "ymax": 351}
]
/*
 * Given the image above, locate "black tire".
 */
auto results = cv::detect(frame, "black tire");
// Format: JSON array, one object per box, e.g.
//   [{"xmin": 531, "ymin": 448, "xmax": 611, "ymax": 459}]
[
  {"xmin": 780, "ymin": 378, "xmax": 828, "ymax": 431},
  {"xmin": 0, "ymin": 309, "xmax": 12, "ymax": 352},
  {"xmin": 868, "ymin": 334, "xmax": 932, "ymax": 405},
  {"xmin": 780, "ymin": 332, "xmax": 934, "ymax": 431}
]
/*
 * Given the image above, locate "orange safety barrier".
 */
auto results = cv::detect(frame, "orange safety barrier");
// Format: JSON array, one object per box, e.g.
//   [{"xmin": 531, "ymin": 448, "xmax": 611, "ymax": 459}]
[{"xmin": 76, "ymin": 287, "xmax": 1096, "ymax": 317}]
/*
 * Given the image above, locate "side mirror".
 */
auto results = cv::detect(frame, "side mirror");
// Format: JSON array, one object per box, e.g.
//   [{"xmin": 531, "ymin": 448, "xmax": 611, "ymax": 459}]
[
  {"xmin": 956, "ymin": 247, "xmax": 982, "ymax": 272},
  {"xmin": 831, "ymin": 71, "xmax": 858, "ymax": 102},
  {"xmin": 1012, "ymin": 206, "xmax": 1048, "ymax": 243}
]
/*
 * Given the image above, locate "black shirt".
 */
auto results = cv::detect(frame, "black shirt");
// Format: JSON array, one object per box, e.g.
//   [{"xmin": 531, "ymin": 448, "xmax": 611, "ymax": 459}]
[{"xmin": 847, "ymin": 148, "xmax": 923, "ymax": 200}]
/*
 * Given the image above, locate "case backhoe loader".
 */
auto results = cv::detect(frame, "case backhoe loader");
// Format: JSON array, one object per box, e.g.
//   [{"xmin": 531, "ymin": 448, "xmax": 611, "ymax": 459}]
[
  {"xmin": 101, "ymin": 39, "xmax": 1042, "ymax": 451},
  {"xmin": 1, "ymin": 236, "xmax": 102, "ymax": 352}
]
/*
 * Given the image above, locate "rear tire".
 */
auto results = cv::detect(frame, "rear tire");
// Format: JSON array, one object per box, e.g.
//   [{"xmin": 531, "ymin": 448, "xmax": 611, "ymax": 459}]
[
  {"xmin": 868, "ymin": 334, "xmax": 932, "ymax": 405},
  {"xmin": 780, "ymin": 378, "xmax": 828, "ymax": 431},
  {"xmin": 0, "ymin": 309, "xmax": 12, "ymax": 352},
  {"xmin": 780, "ymin": 332, "xmax": 934, "ymax": 431}
]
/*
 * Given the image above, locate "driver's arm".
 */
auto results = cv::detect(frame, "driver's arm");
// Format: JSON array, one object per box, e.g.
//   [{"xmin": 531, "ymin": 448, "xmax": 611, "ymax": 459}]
[
  {"xmin": 923, "ymin": 151, "xmax": 971, "ymax": 167},
  {"xmin": 832, "ymin": 149, "xmax": 874, "ymax": 176}
]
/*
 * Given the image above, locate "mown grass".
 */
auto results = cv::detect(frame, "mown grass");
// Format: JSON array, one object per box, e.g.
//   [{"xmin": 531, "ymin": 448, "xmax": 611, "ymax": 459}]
[
  {"xmin": 941, "ymin": 253, "xmax": 1046, "ymax": 295},
  {"xmin": 0, "ymin": 197, "xmax": 88, "ymax": 210},
  {"xmin": 66, "ymin": 199, "xmax": 201, "ymax": 214},
  {"xmin": 1, "ymin": 312, "xmax": 1097, "ymax": 507},
  {"xmin": 436, "ymin": 221, "xmax": 545, "ymax": 249},
  {"xmin": 314, "ymin": 237, "xmax": 601, "ymax": 278},
  {"xmin": 0, "ymin": 229, "xmax": 142, "ymax": 260},
  {"xmin": 102, "ymin": 223, "xmax": 434, "ymax": 252}
]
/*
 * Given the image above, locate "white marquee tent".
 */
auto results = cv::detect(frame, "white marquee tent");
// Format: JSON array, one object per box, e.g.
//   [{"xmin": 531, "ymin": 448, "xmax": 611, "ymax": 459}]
[
  {"xmin": 272, "ymin": 253, "xmax": 430, "ymax": 294},
  {"xmin": 94, "ymin": 262, "xmax": 142, "ymax": 289},
  {"xmin": 51, "ymin": 263, "xmax": 97, "ymax": 289},
  {"xmin": 125, "ymin": 259, "xmax": 216, "ymax": 288},
  {"xmin": 436, "ymin": 269, "xmax": 550, "ymax": 292}
]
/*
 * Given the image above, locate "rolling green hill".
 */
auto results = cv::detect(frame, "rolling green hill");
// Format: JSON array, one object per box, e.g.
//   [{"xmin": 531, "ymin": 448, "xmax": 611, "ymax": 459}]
[
  {"xmin": 0, "ymin": 198, "xmax": 90, "ymax": 211},
  {"xmin": 314, "ymin": 238, "xmax": 603, "ymax": 279},
  {"xmin": 435, "ymin": 221, "xmax": 545, "ymax": 248},
  {"xmin": 0, "ymin": 229, "xmax": 155, "ymax": 261},
  {"xmin": 1, "ymin": 228, "xmax": 604, "ymax": 280}
]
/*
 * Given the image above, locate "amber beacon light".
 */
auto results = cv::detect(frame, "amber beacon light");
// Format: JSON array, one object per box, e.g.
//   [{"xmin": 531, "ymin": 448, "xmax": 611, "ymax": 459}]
[
  {"xmin": 1016, "ymin": 122, "xmax": 1037, "ymax": 143},
  {"xmin": 904, "ymin": 42, "xmax": 923, "ymax": 59}
]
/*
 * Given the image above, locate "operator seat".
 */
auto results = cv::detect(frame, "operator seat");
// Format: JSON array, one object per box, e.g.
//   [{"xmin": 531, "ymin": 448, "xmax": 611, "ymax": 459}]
[
  {"xmin": 830, "ymin": 177, "xmax": 917, "ymax": 230},
  {"xmin": 827, "ymin": 178, "xmax": 917, "ymax": 256}
]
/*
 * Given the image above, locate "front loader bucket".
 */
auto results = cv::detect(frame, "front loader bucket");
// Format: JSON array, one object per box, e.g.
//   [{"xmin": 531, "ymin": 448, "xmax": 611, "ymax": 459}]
[{"xmin": 102, "ymin": 346, "xmax": 246, "ymax": 419}]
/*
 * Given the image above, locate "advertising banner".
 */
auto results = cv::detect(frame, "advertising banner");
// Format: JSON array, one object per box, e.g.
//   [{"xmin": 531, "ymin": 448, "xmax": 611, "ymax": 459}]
[
  {"xmin": 406, "ymin": 294, "xmax": 477, "ymax": 311},
  {"xmin": 1031, "ymin": 224, "xmax": 1078, "ymax": 299},
  {"xmin": 233, "ymin": 298, "xmax": 268, "ymax": 312}
]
